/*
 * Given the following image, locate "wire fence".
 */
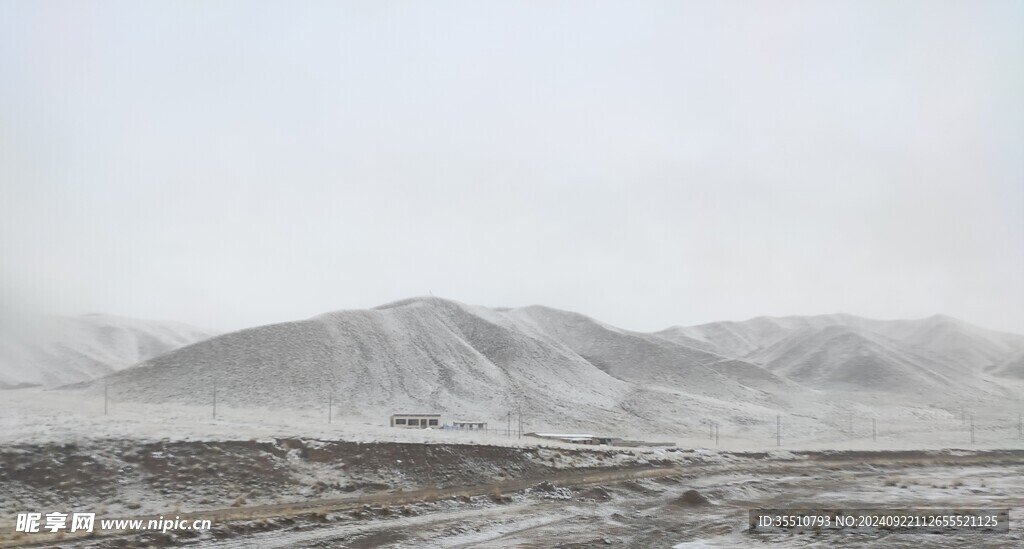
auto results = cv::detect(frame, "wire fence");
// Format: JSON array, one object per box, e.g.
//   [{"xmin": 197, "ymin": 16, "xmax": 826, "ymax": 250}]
[
  {"xmin": 699, "ymin": 411, "xmax": 1024, "ymax": 448},
  {"xmin": 89, "ymin": 382, "xmax": 1024, "ymax": 449}
]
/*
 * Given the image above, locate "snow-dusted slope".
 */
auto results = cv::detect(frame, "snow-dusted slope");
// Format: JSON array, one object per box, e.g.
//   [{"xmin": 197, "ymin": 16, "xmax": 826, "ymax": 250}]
[
  {"xmin": 993, "ymin": 352, "xmax": 1024, "ymax": 379},
  {"xmin": 0, "ymin": 314, "xmax": 217, "ymax": 388},
  {"xmin": 879, "ymin": 315, "xmax": 1024, "ymax": 368},
  {"xmin": 102, "ymin": 299, "xmax": 633, "ymax": 425},
  {"xmin": 659, "ymin": 314, "xmax": 1024, "ymax": 379},
  {"xmin": 82, "ymin": 299, "xmax": 1024, "ymax": 434},
  {"xmin": 512, "ymin": 306, "xmax": 795, "ymax": 399},
  {"xmin": 750, "ymin": 326, "xmax": 977, "ymax": 397},
  {"xmin": 93, "ymin": 298, "xmax": 792, "ymax": 434}
]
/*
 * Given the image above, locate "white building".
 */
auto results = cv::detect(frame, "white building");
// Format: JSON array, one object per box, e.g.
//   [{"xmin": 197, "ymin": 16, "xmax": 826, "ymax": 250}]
[
  {"xmin": 452, "ymin": 420, "xmax": 487, "ymax": 430},
  {"xmin": 390, "ymin": 413, "xmax": 441, "ymax": 428}
]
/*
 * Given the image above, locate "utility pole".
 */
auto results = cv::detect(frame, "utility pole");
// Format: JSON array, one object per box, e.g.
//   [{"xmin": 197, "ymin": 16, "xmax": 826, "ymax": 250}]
[
  {"xmin": 709, "ymin": 421, "xmax": 714, "ymax": 441},
  {"xmin": 517, "ymin": 404, "xmax": 522, "ymax": 439},
  {"xmin": 328, "ymin": 395, "xmax": 333, "ymax": 424},
  {"xmin": 715, "ymin": 423, "xmax": 720, "ymax": 446},
  {"xmin": 970, "ymin": 414, "xmax": 975, "ymax": 444},
  {"xmin": 872, "ymin": 418, "xmax": 876, "ymax": 443},
  {"xmin": 507, "ymin": 411, "xmax": 511, "ymax": 438},
  {"xmin": 1018, "ymin": 413, "xmax": 1022, "ymax": 441},
  {"xmin": 848, "ymin": 412, "xmax": 853, "ymax": 434},
  {"xmin": 212, "ymin": 380, "xmax": 217, "ymax": 420},
  {"xmin": 961, "ymin": 406, "xmax": 965, "ymax": 425},
  {"xmin": 104, "ymin": 380, "xmax": 108, "ymax": 416},
  {"xmin": 776, "ymin": 414, "xmax": 781, "ymax": 447}
]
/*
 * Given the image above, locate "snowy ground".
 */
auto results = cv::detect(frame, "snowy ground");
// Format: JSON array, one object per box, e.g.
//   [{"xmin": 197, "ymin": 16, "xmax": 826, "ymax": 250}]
[
  {"xmin": 2, "ymin": 388, "xmax": 1022, "ymax": 452},
  {"xmin": 2, "ymin": 388, "xmax": 1024, "ymax": 548}
]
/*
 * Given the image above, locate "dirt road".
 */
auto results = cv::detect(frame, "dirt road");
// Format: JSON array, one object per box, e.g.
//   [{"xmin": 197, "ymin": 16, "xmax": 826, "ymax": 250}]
[{"xmin": 5, "ymin": 448, "xmax": 1024, "ymax": 547}]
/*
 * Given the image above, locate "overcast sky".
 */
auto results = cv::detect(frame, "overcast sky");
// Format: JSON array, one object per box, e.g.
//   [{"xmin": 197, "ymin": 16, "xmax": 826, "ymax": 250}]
[{"xmin": 1, "ymin": 0, "xmax": 1022, "ymax": 334}]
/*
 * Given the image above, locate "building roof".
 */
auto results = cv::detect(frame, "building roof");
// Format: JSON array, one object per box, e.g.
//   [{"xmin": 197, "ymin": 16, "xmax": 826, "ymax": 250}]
[{"xmin": 390, "ymin": 413, "xmax": 441, "ymax": 417}]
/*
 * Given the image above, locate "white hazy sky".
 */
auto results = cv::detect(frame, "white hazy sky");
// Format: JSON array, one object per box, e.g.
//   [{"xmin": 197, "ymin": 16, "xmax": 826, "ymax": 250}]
[{"xmin": 1, "ymin": 1, "xmax": 1022, "ymax": 334}]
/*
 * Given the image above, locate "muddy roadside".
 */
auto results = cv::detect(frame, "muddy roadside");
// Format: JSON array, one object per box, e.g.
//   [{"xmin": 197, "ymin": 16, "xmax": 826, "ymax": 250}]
[{"xmin": 2, "ymin": 440, "xmax": 1022, "ymax": 547}]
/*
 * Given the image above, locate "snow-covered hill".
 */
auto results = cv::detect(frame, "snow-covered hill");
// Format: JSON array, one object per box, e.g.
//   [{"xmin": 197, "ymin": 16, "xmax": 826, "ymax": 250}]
[
  {"xmin": 92, "ymin": 298, "xmax": 790, "ymax": 434},
  {"xmin": 511, "ymin": 306, "xmax": 796, "ymax": 399},
  {"xmin": 81, "ymin": 299, "xmax": 1024, "ymax": 435},
  {"xmin": 0, "ymin": 314, "xmax": 218, "ymax": 388},
  {"xmin": 658, "ymin": 313, "xmax": 1024, "ymax": 391},
  {"xmin": 750, "ymin": 326, "xmax": 983, "ymax": 397},
  {"xmin": 655, "ymin": 313, "xmax": 1024, "ymax": 368}
]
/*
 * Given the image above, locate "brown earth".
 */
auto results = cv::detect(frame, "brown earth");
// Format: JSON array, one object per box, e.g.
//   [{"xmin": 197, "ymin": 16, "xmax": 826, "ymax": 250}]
[{"xmin": 2, "ymin": 442, "xmax": 1024, "ymax": 547}]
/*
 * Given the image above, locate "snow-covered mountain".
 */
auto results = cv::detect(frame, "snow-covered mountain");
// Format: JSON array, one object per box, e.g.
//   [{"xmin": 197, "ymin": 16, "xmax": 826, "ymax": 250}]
[
  {"xmin": 663, "ymin": 314, "xmax": 1023, "ymax": 366},
  {"xmin": 87, "ymin": 298, "xmax": 1024, "ymax": 435},
  {"xmin": 95, "ymin": 298, "xmax": 792, "ymax": 434},
  {"xmin": 0, "ymin": 314, "xmax": 218, "ymax": 388},
  {"xmin": 657, "ymin": 313, "xmax": 1024, "ymax": 395},
  {"xmin": 511, "ymin": 306, "xmax": 796, "ymax": 397}
]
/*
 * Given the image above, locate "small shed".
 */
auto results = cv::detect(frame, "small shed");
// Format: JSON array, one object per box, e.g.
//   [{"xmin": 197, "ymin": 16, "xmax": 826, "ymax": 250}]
[
  {"xmin": 452, "ymin": 420, "xmax": 488, "ymax": 430},
  {"xmin": 390, "ymin": 413, "xmax": 441, "ymax": 429}
]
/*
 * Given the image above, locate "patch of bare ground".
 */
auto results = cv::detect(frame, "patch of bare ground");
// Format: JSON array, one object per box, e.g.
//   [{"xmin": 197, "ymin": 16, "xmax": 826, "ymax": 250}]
[
  {"xmin": 4, "ymin": 443, "xmax": 1024, "ymax": 547},
  {"xmin": 671, "ymin": 489, "xmax": 710, "ymax": 506}
]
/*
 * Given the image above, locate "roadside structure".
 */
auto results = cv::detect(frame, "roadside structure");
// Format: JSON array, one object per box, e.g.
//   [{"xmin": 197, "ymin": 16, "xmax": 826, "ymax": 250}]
[
  {"xmin": 390, "ymin": 413, "xmax": 441, "ymax": 428},
  {"xmin": 451, "ymin": 420, "xmax": 488, "ymax": 430}
]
